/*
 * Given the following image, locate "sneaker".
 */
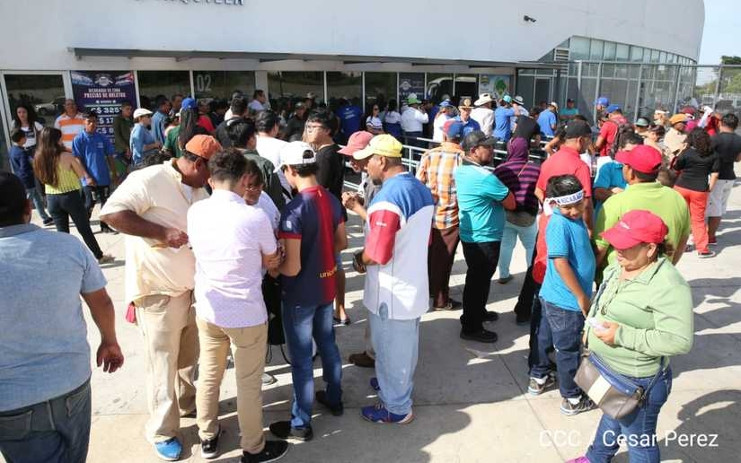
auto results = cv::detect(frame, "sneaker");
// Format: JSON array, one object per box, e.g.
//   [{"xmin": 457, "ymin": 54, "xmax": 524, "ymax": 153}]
[
  {"xmin": 370, "ymin": 377, "xmax": 380, "ymax": 391},
  {"xmin": 560, "ymin": 396, "xmax": 596, "ymax": 416},
  {"xmin": 201, "ymin": 428, "xmax": 220, "ymax": 459},
  {"xmin": 498, "ymin": 275, "xmax": 514, "ymax": 284},
  {"xmin": 361, "ymin": 402, "xmax": 414, "ymax": 424},
  {"xmin": 98, "ymin": 254, "xmax": 115, "ymax": 265},
  {"xmin": 315, "ymin": 390, "xmax": 343, "ymax": 416},
  {"xmin": 154, "ymin": 437, "xmax": 182, "ymax": 461},
  {"xmin": 698, "ymin": 250, "xmax": 716, "ymax": 258},
  {"xmin": 528, "ymin": 374, "xmax": 556, "ymax": 396},
  {"xmin": 42, "ymin": 218, "xmax": 54, "ymax": 226},
  {"xmin": 515, "ymin": 314, "xmax": 531, "ymax": 326},
  {"xmin": 566, "ymin": 457, "xmax": 590, "ymax": 463},
  {"xmin": 241, "ymin": 440, "xmax": 290, "ymax": 463},
  {"xmin": 483, "ymin": 311, "xmax": 499, "ymax": 322},
  {"xmin": 708, "ymin": 238, "xmax": 718, "ymax": 246},
  {"xmin": 349, "ymin": 352, "xmax": 375, "ymax": 368},
  {"xmin": 268, "ymin": 421, "xmax": 313, "ymax": 442},
  {"xmin": 460, "ymin": 328, "xmax": 498, "ymax": 343},
  {"xmin": 262, "ymin": 372, "xmax": 278, "ymax": 386},
  {"xmin": 333, "ymin": 316, "xmax": 351, "ymax": 326}
]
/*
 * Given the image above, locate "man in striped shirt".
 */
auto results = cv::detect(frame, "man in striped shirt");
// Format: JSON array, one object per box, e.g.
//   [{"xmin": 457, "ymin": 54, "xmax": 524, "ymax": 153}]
[
  {"xmin": 54, "ymin": 99, "xmax": 86, "ymax": 150},
  {"xmin": 416, "ymin": 120, "xmax": 465, "ymax": 310}
]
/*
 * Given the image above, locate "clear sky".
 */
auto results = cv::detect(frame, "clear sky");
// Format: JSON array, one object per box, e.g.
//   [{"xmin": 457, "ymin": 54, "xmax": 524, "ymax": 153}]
[{"xmin": 699, "ymin": 0, "xmax": 741, "ymax": 63}]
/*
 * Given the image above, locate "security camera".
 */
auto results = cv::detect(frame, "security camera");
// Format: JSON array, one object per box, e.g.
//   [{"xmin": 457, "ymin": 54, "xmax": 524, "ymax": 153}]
[{"xmin": 523, "ymin": 15, "xmax": 537, "ymax": 23}]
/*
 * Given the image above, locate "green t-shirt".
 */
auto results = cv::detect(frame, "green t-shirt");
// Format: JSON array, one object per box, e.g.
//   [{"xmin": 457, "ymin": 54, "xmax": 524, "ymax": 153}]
[
  {"xmin": 595, "ymin": 181, "xmax": 690, "ymax": 265},
  {"xmin": 586, "ymin": 258, "xmax": 693, "ymax": 378},
  {"xmin": 164, "ymin": 126, "xmax": 183, "ymax": 158}
]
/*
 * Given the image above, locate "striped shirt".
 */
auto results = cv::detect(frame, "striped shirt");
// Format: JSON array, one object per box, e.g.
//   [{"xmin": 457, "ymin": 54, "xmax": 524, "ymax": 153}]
[
  {"xmin": 416, "ymin": 142, "xmax": 464, "ymax": 229},
  {"xmin": 54, "ymin": 113, "xmax": 86, "ymax": 150},
  {"xmin": 494, "ymin": 139, "xmax": 541, "ymax": 216}
]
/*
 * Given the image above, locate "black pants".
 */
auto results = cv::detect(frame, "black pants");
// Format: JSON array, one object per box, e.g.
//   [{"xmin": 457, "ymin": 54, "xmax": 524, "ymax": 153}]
[
  {"xmin": 461, "ymin": 241, "xmax": 500, "ymax": 333},
  {"xmin": 513, "ymin": 239, "xmax": 540, "ymax": 321},
  {"xmin": 47, "ymin": 191, "xmax": 104, "ymax": 259},
  {"xmin": 83, "ymin": 186, "xmax": 111, "ymax": 230}
]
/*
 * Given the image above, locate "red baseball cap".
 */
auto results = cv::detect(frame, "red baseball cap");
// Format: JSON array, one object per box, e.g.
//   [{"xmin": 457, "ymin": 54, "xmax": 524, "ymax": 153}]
[
  {"xmin": 615, "ymin": 145, "xmax": 662, "ymax": 174},
  {"xmin": 338, "ymin": 131, "xmax": 374, "ymax": 156},
  {"xmin": 601, "ymin": 210, "xmax": 668, "ymax": 250}
]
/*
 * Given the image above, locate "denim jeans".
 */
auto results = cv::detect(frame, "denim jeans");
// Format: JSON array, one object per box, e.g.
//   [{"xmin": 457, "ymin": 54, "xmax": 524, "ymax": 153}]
[
  {"xmin": 530, "ymin": 298, "xmax": 584, "ymax": 398},
  {"xmin": 46, "ymin": 191, "xmax": 104, "ymax": 259},
  {"xmin": 282, "ymin": 302, "xmax": 342, "ymax": 429},
  {"xmin": 461, "ymin": 241, "xmax": 501, "ymax": 333},
  {"xmin": 497, "ymin": 220, "xmax": 537, "ymax": 279},
  {"xmin": 82, "ymin": 185, "xmax": 110, "ymax": 217},
  {"xmin": 586, "ymin": 367, "xmax": 673, "ymax": 463},
  {"xmin": 369, "ymin": 304, "xmax": 420, "ymax": 415},
  {"xmin": 26, "ymin": 187, "xmax": 50, "ymax": 221},
  {"xmin": 0, "ymin": 379, "xmax": 91, "ymax": 463}
]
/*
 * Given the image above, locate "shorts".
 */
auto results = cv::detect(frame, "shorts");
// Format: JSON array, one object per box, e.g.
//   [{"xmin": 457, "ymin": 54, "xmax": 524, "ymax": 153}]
[{"xmin": 706, "ymin": 179, "xmax": 734, "ymax": 217}]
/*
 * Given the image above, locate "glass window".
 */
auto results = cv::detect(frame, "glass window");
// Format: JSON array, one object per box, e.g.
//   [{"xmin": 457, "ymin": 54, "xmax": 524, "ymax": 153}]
[
  {"xmin": 616, "ymin": 44, "xmax": 630, "ymax": 61},
  {"xmin": 659, "ymin": 52, "xmax": 667, "ymax": 63},
  {"xmin": 137, "ymin": 71, "xmax": 191, "ymax": 110},
  {"xmin": 570, "ymin": 36, "xmax": 590, "ymax": 60},
  {"xmin": 4, "ymin": 74, "xmax": 66, "ymax": 128},
  {"xmin": 364, "ymin": 72, "xmax": 397, "ymax": 109},
  {"xmin": 651, "ymin": 50, "xmax": 660, "ymax": 63},
  {"xmin": 590, "ymin": 40, "xmax": 604, "ymax": 60},
  {"xmin": 426, "ymin": 73, "xmax": 453, "ymax": 102},
  {"xmin": 193, "ymin": 71, "xmax": 255, "ymax": 103},
  {"xmin": 454, "ymin": 74, "xmax": 478, "ymax": 99},
  {"xmin": 267, "ymin": 71, "xmax": 324, "ymax": 110},
  {"xmin": 557, "ymin": 38, "xmax": 570, "ymax": 49},
  {"xmin": 604, "ymin": 42, "xmax": 617, "ymax": 61},
  {"xmin": 630, "ymin": 46, "xmax": 644, "ymax": 62},
  {"xmin": 326, "ymin": 71, "xmax": 362, "ymax": 109}
]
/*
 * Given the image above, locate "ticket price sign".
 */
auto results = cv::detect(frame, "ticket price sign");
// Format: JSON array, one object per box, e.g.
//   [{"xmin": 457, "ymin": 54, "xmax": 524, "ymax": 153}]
[{"xmin": 71, "ymin": 71, "xmax": 136, "ymax": 143}]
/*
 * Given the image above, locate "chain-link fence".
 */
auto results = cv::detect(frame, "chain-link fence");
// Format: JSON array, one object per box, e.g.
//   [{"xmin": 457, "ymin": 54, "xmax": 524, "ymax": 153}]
[{"xmin": 517, "ymin": 62, "xmax": 741, "ymax": 123}]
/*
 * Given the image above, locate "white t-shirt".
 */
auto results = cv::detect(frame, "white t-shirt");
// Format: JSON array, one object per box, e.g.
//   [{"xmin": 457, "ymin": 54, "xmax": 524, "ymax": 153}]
[
  {"xmin": 471, "ymin": 107, "xmax": 494, "ymax": 137},
  {"xmin": 384, "ymin": 111, "xmax": 401, "ymax": 124},
  {"xmin": 255, "ymin": 191, "xmax": 280, "ymax": 231},
  {"xmin": 432, "ymin": 113, "xmax": 452, "ymax": 142},
  {"xmin": 248, "ymin": 100, "xmax": 266, "ymax": 113},
  {"xmin": 366, "ymin": 116, "xmax": 383, "ymax": 132},
  {"xmin": 188, "ymin": 189, "xmax": 277, "ymax": 328},
  {"xmin": 12, "ymin": 121, "xmax": 44, "ymax": 150},
  {"xmin": 401, "ymin": 107, "xmax": 428, "ymax": 133}
]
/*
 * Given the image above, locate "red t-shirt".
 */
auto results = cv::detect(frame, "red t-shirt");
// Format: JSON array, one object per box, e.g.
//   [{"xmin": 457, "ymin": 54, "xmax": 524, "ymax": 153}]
[
  {"xmin": 598, "ymin": 120, "xmax": 619, "ymax": 157},
  {"xmin": 536, "ymin": 146, "xmax": 593, "ymax": 198}
]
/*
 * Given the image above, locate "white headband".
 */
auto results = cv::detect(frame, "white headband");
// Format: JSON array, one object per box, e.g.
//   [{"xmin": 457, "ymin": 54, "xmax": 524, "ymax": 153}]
[{"xmin": 548, "ymin": 190, "xmax": 584, "ymax": 206}]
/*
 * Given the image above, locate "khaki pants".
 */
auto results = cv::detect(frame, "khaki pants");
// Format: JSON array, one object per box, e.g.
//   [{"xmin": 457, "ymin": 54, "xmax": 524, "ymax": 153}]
[
  {"xmin": 196, "ymin": 317, "xmax": 267, "ymax": 454},
  {"xmin": 136, "ymin": 292, "xmax": 199, "ymax": 443}
]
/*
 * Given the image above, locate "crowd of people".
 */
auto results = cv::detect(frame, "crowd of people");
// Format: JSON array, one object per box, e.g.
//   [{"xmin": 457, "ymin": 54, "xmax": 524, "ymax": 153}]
[{"xmin": 1, "ymin": 86, "xmax": 740, "ymax": 463}]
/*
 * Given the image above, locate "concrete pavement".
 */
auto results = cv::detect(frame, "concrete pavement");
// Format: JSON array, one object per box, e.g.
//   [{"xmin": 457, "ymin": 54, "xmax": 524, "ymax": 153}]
[{"xmin": 7, "ymin": 182, "xmax": 741, "ymax": 463}]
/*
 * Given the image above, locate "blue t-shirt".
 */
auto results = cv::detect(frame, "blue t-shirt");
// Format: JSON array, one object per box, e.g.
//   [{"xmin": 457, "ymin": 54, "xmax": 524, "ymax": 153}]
[
  {"xmin": 454, "ymin": 160, "xmax": 511, "ymax": 243},
  {"xmin": 454, "ymin": 117, "xmax": 481, "ymax": 137},
  {"xmin": 493, "ymin": 107, "xmax": 516, "ymax": 140},
  {"xmin": 151, "ymin": 111, "xmax": 167, "ymax": 145},
  {"xmin": 537, "ymin": 110, "xmax": 557, "ymax": 137},
  {"xmin": 72, "ymin": 131, "xmax": 116, "ymax": 186},
  {"xmin": 0, "ymin": 224, "xmax": 107, "ymax": 410},
  {"xmin": 593, "ymin": 161, "xmax": 627, "ymax": 218},
  {"xmin": 339, "ymin": 105, "xmax": 363, "ymax": 136},
  {"xmin": 539, "ymin": 210, "xmax": 596, "ymax": 311},
  {"xmin": 130, "ymin": 124, "xmax": 156, "ymax": 165},
  {"xmin": 279, "ymin": 185, "xmax": 343, "ymax": 308},
  {"xmin": 9, "ymin": 145, "xmax": 35, "ymax": 189}
]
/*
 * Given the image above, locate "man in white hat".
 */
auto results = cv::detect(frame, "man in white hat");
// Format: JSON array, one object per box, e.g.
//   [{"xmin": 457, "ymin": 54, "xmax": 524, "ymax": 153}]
[
  {"xmin": 471, "ymin": 93, "xmax": 495, "ymax": 137},
  {"xmin": 401, "ymin": 94, "xmax": 429, "ymax": 147},
  {"xmin": 130, "ymin": 108, "xmax": 161, "ymax": 166},
  {"xmin": 510, "ymin": 95, "xmax": 530, "ymax": 132}
]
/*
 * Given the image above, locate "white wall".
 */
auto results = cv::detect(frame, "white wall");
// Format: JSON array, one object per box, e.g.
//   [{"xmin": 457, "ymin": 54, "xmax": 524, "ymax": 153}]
[{"xmin": 0, "ymin": 0, "xmax": 704, "ymax": 71}]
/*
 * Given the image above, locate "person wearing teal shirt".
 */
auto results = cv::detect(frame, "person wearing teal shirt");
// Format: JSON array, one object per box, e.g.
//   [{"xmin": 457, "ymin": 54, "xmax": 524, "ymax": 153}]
[{"xmin": 454, "ymin": 131, "xmax": 515, "ymax": 344}]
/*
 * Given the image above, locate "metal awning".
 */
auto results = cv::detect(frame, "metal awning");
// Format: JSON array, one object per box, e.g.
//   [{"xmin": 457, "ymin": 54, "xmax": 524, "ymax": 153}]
[{"xmin": 70, "ymin": 47, "xmax": 561, "ymax": 69}]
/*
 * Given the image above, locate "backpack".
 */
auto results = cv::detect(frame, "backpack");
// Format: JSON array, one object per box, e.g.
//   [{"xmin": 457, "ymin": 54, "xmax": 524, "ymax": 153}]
[{"xmin": 606, "ymin": 120, "xmax": 634, "ymax": 158}]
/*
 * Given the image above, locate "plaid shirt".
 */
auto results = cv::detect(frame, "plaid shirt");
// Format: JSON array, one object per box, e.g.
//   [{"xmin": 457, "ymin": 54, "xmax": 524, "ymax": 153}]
[{"xmin": 416, "ymin": 142, "xmax": 464, "ymax": 229}]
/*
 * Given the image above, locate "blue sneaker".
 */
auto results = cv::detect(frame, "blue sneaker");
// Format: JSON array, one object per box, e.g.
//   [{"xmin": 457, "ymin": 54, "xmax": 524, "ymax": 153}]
[
  {"xmin": 361, "ymin": 403, "xmax": 414, "ymax": 424},
  {"xmin": 154, "ymin": 437, "xmax": 183, "ymax": 461},
  {"xmin": 370, "ymin": 377, "xmax": 380, "ymax": 391}
]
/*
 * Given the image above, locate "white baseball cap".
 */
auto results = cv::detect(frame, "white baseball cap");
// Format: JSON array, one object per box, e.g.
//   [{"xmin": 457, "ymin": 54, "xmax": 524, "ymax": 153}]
[
  {"xmin": 133, "ymin": 108, "xmax": 153, "ymax": 119},
  {"xmin": 278, "ymin": 141, "xmax": 316, "ymax": 169}
]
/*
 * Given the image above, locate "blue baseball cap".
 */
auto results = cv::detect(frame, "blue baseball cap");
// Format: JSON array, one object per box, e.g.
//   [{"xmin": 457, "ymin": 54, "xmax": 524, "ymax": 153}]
[
  {"xmin": 606, "ymin": 104, "xmax": 621, "ymax": 114},
  {"xmin": 444, "ymin": 120, "xmax": 465, "ymax": 139},
  {"xmin": 181, "ymin": 97, "xmax": 198, "ymax": 111},
  {"xmin": 502, "ymin": 95, "xmax": 513, "ymax": 104},
  {"xmin": 595, "ymin": 97, "xmax": 609, "ymax": 106},
  {"xmin": 439, "ymin": 100, "xmax": 453, "ymax": 108}
]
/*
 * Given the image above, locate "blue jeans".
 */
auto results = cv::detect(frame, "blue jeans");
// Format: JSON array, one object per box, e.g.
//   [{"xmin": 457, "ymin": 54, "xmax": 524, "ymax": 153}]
[
  {"xmin": 26, "ymin": 187, "xmax": 50, "ymax": 221},
  {"xmin": 498, "ymin": 220, "xmax": 537, "ymax": 279},
  {"xmin": 530, "ymin": 298, "xmax": 584, "ymax": 398},
  {"xmin": 0, "ymin": 379, "xmax": 91, "ymax": 463},
  {"xmin": 586, "ymin": 367, "xmax": 673, "ymax": 463},
  {"xmin": 369, "ymin": 304, "xmax": 420, "ymax": 415},
  {"xmin": 282, "ymin": 302, "xmax": 342, "ymax": 429}
]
